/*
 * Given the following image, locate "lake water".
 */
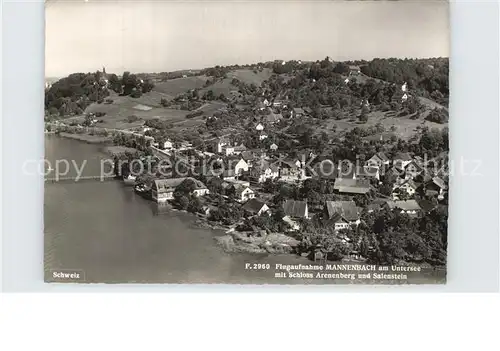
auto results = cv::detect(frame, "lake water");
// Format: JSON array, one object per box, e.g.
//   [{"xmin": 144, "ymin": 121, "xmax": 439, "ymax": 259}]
[{"xmin": 44, "ymin": 135, "xmax": 444, "ymax": 285}]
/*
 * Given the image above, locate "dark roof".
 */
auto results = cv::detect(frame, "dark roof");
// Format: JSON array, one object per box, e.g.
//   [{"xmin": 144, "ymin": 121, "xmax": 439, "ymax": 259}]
[
  {"xmin": 432, "ymin": 176, "xmax": 447, "ymax": 189},
  {"xmin": 325, "ymin": 201, "xmax": 359, "ymax": 222},
  {"xmin": 153, "ymin": 177, "xmax": 207, "ymax": 193},
  {"xmin": 338, "ymin": 161, "xmax": 356, "ymax": 179},
  {"xmin": 240, "ymin": 151, "xmax": 255, "ymax": 161},
  {"xmin": 233, "ymin": 144, "xmax": 247, "ymax": 152},
  {"xmin": 334, "ymin": 178, "xmax": 370, "ymax": 194},
  {"xmin": 242, "ymin": 198, "xmax": 267, "ymax": 214},
  {"xmin": 283, "ymin": 200, "xmax": 308, "ymax": 218},
  {"xmin": 405, "ymin": 160, "xmax": 424, "ymax": 173},
  {"xmin": 386, "ymin": 200, "xmax": 421, "ymax": 211}
]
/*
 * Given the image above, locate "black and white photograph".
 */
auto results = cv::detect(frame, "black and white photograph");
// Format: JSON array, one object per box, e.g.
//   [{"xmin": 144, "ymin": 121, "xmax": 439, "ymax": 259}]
[{"xmin": 43, "ymin": 0, "xmax": 450, "ymax": 284}]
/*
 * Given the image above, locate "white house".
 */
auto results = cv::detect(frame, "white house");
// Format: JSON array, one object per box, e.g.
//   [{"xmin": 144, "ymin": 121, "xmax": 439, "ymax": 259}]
[
  {"xmin": 259, "ymin": 132, "xmax": 268, "ymax": 141},
  {"xmin": 384, "ymin": 200, "xmax": 421, "ymax": 216},
  {"xmin": 215, "ymin": 137, "xmax": 230, "ymax": 153},
  {"xmin": 233, "ymin": 158, "xmax": 249, "ymax": 174},
  {"xmin": 392, "ymin": 179, "xmax": 418, "ymax": 199},
  {"xmin": 250, "ymin": 160, "xmax": 279, "ymax": 183},
  {"xmin": 402, "ymin": 82, "xmax": 408, "ymax": 92},
  {"xmin": 255, "ymin": 123, "xmax": 264, "ymax": 131},
  {"xmin": 401, "ymin": 93, "xmax": 409, "ymax": 102},
  {"xmin": 270, "ymin": 143, "xmax": 278, "ymax": 151},
  {"xmin": 163, "ymin": 140, "xmax": 173, "ymax": 150},
  {"xmin": 234, "ymin": 186, "xmax": 255, "ymax": 203}
]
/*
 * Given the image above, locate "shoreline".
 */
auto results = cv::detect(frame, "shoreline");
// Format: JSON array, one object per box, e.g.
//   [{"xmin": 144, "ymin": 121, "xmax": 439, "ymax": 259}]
[{"xmin": 58, "ymin": 132, "xmax": 112, "ymax": 144}]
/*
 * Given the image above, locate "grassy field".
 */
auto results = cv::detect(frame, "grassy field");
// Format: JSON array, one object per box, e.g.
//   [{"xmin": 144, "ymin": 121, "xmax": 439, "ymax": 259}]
[
  {"xmin": 226, "ymin": 68, "xmax": 273, "ymax": 86},
  {"xmin": 322, "ymin": 109, "xmax": 448, "ymax": 140},
  {"xmin": 153, "ymin": 76, "xmax": 209, "ymax": 99}
]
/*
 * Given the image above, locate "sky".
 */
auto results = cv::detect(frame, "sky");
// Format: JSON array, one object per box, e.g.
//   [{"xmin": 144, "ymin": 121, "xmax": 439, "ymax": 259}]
[{"xmin": 45, "ymin": 0, "xmax": 450, "ymax": 78}]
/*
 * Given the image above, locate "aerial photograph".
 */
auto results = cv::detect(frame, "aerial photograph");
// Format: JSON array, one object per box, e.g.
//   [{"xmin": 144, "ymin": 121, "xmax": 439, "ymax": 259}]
[{"xmin": 44, "ymin": 0, "xmax": 449, "ymax": 284}]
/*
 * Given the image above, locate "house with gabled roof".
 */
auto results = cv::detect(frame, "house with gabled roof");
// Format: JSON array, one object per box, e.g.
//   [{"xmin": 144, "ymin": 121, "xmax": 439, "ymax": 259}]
[
  {"xmin": 269, "ymin": 143, "xmax": 278, "ymax": 151},
  {"xmin": 423, "ymin": 176, "xmax": 447, "ymax": 199},
  {"xmin": 392, "ymin": 178, "xmax": 418, "ymax": 199},
  {"xmin": 365, "ymin": 152, "xmax": 390, "ymax": 169},
  {"xmin": 231, "ymin": 184, "xmax": 255, "ymax": 203},
  {"xmin": 242, "ymin": 198, "xmax": 269, "ymax": 216},
  {"xmin": 393, "ymin": 152, "xmax": 413, "ymax": 170},
  {"xmin": 292, "ymin": 107, "xmax": 305, "ymax": 118},
  {"xmin": 404, "ymin": 160, "xmax": 424, "ymax": 179},
  {"xmin": 255, "ymin": 123, "xmax": 264, "ymax": 131},
  {"xmin": 324, "ymin": 201, "xmax": 361, "ymax": 231},
  {"xmin": 279, "ymin": 159, "xmax": 305, "ymax": 182},
  {"xmin": 283, "ymin": 200, "xmax": 309, "ymax": 219}
]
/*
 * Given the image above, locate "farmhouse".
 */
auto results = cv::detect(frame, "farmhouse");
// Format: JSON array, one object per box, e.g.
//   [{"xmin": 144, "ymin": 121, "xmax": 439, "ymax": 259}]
[
  {"xmin": 242, "ymin": 198, "xmax": 269, "ymax": 216},
  {"xmin": 270, "ymin": 143, "xmax": 278, "ymax": 151},
  {"xmin": 255, "ymin": 123, "xmax": 264, "ymax": 131},
  {"xmin": 283, "ymin": 200, "xmax": 309, "ymax": 219},
  {"xmin": 348, "ymin": 65, "xmax": 361, "ymax": 75},
  {"xmin": 324, "ymin": 201, "xmax": 361, "ymax": 231}
]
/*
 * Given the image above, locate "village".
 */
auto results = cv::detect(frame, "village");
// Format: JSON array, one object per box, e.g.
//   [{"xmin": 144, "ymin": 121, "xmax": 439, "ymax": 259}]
[{"xmin": 45, "ymin": 58, "xmax": 449, "ymax": 266}]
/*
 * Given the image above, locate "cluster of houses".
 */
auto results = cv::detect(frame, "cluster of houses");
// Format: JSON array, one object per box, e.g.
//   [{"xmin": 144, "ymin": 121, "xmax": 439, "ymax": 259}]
[{"xmin": 144, "ymin": 122, "xmax": 447, "ymax": 235}]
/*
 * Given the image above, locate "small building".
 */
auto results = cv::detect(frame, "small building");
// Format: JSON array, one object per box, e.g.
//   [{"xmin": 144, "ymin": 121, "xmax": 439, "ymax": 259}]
[
  {"xmin": 392, "ymin": 179, "xmax": 418, "ymax": 199},
  {"xmin": 401, "ymin": 93, "xmax": 409, "ymax": 102},
  {"xmin": 384, "ymin": 200, "xmax": 422, "ymax": 216},
  {"xmin": 424, "ymin": 176, "xmax": 447, "ymax": 199},
  {"xmin": 404, "ymin": 160, "xmax": 424, "ymax": 179},
  {"xmin": 242, "ymin": 198, "xmax": 269, "ymax": 216},
  {"xmin": 283, "ymin": 200, "xmax": 309, "ymax": 219},
  {"xmin": 259, "ymin": 132, "xmax": 268, "ymax": 141},
  {"xmin": 282, "ymin": 216, "xmax": 300, "ymax": 231},
  {"xmin": 232, "ymin": 144, "xmax": 247, "ymax": 155},
  {"xmin": 152, "ymin": 177, "xmax": 209, "ymax": 203},
  {"xmin": 348, "ymin": 65, "xmax": 361, "ymax": 75},
  {"xmin": 270, "ymin": 143, "xmax": 278, "ymax": 151},
  {"xmin": 292, "ymin": 107, "xmax": 305, "ymax": 118},
  {"xmin": 215, "ymin": 137, "xmax": 231, "ymax": 153},
  {"xmin": 393, "ymin": 152, "xmax": 413, "ymax": 170},
  {"xmin": 402, "ymin": 82, "xmax": 408, "ymax": 92},
  {"xmin": 233, "ymin": 185, "xmax": 255, "ymax": 203},
  {"xmin": 163, "ymin": 140, "xmax": 173, "ymax": 150},
  {"xmin": 255, "ymin": 123, "xmax": 264, "ymax": 131},
  {"xmin": 324, "ymin": 201, "xmax": 361, "ymax": 231},
  {"xmin": 333, "ymin": 178, "xmax": 370, "ymax": 195},
  {"xmin": 365, "ymin": 152, "xmax": 390, "ymax": 169}
]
